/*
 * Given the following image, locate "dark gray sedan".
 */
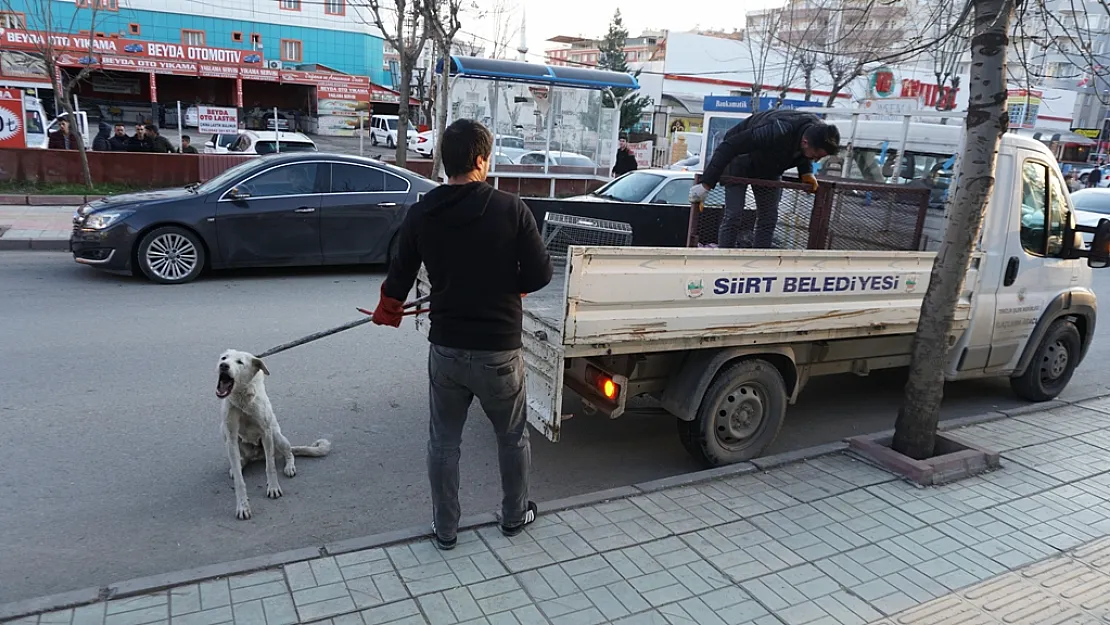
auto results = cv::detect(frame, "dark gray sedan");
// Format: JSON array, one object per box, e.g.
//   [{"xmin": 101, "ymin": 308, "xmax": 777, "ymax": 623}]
[{"xmin": 69, "ymin": 153, "xmax": 436, "ymax": 284}]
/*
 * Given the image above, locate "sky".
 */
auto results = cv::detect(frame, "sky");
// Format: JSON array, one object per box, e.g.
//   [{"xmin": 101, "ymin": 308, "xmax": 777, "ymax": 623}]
[{"xmin": 462, "ymin": 0, "xmax": 783, "ymax": 62}]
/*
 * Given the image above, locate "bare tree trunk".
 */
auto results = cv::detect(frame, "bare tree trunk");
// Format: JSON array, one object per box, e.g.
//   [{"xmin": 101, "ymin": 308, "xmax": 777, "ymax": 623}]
[
  {"xmin": 52, "ymin": 75, "xmax": 93, "ymax": 190},
  {"xmin": 804, "ymin": 71, "xmax": 813, "ymax": 102},
  {"xmin": 395, "ymin": 56, "xmax": 413, "ymax": 167},
  {"xmin": 892, "ymin": 0, "xmax": 1014, "ymax": 459},
  {"xmin": 431, "ymin": 41, "xmax": 451, "ymax": 180}
]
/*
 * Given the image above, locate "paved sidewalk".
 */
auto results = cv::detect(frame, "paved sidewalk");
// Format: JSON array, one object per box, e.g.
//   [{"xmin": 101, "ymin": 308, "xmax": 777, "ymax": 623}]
[
  {"xmin": 7, "ymin": 398, "xmax": 1110, "ymax": 625},
  {"xmin": 0, "ymin": 205, "xmax": 72, "ymax": 250}
]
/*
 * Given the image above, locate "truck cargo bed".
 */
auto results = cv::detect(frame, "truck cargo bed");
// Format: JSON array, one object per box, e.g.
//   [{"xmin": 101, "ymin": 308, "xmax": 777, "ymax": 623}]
[{"xmin": 524, "ymin": 246, "xmax": 975, "ymax": 358}]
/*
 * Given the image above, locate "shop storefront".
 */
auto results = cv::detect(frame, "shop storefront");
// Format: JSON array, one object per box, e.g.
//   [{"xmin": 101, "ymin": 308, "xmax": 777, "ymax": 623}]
[{"xmin": 0, "ymin": 28, "xmax": 411, "ymax": 136}]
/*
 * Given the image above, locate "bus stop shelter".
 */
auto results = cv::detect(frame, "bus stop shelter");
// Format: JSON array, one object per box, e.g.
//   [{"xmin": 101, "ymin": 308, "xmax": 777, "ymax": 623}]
[{"xmin": 435, "ymin": 55, "xmax": 638, "ymax": 188}]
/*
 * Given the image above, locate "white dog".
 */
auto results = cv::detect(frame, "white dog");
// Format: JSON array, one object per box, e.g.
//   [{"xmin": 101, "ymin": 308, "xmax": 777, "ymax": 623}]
[{"xmin": 217, "ymin": 349, "xmax": 331, "ymax": 520}]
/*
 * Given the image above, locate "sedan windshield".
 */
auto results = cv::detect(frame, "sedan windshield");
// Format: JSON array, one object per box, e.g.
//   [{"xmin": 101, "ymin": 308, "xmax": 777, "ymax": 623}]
[
  {"xmin": 593, "ymin": 172, "xmax": 665, "ymax": 203},
  {"xmin": 1071, "ymin": 191, "xmax": 1110, "ymax": 214}
]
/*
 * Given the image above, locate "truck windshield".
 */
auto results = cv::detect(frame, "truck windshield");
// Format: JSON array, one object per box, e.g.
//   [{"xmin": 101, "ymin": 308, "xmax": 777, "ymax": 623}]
[{"xmin": 831, "ymin": 148, "xmax": 955, "ymax": 187}]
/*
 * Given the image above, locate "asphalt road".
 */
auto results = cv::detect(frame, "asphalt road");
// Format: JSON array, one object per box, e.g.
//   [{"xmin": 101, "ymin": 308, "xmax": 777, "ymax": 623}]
[{"xmin": 2, "ymin": 252, "xmax": 1109, "ymax": 604}]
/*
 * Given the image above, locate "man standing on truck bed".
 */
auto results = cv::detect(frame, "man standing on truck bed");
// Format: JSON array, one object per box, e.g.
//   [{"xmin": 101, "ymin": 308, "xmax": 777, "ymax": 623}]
[
  {"xmin": 689, "ymin": 109, "xmax": 841, "ymax": 248},
  {"xmin": 371, "ymin": 118, "xmax": 554, "ymax": 551}
]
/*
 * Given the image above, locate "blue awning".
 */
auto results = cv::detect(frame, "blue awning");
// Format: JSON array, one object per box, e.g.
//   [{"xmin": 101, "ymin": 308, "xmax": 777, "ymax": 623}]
[{"xmin": 435, "ymin": 56, "xmax": 639, "ymax": 90}]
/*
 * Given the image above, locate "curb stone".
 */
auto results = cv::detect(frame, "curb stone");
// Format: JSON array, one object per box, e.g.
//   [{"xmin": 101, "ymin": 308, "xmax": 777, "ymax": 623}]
[
  {"xmin": 0, "ymin": 195, "xmax": 103, "ymax": 206},
  {"xmin": 0, "ymin": 239, "xmax": 69, "ymax": 252},
  {"xmin": 2, "ymin": 391, "xmax": 1108, "ymax": 622}
]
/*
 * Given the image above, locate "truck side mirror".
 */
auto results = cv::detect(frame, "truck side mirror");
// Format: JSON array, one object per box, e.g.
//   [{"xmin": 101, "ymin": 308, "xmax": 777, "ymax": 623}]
[{"xmin": 1089, "ymin": 219, "xmax": 1110, "ymax": 269}]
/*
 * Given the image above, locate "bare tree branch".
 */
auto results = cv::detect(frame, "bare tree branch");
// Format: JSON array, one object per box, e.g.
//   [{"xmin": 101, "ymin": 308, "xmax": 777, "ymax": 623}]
[{"xmin": 360, "ymin": 0, "xmax": 429, "ymax": 166}]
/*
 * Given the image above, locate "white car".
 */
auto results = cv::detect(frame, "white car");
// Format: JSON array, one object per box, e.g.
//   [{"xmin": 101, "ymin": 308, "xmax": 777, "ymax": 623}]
[
  {"xmin": 1071, "ymin": 188, "xmax": 1110, "ymax": 245},
  {"xmin": 410, "ymin": 130, "xmax": 434, "ymax": 158},
  {"xmin": 204, "ymin": 131, "xmax": 317, "ymax": 155},
  {"xmin": 370, "ymin": 115, "xmax": 418, "ymax": 149},
  {"xmin": 516, "ymin": 150, "xmax": 598, "ymax": 168},
  {"xmin": 410, "ymin": 132, "xmax": 528, "ymax": 161},
  {"xmin": 566, "ymin": 169, "xmax": 717, "ymax": 206}
]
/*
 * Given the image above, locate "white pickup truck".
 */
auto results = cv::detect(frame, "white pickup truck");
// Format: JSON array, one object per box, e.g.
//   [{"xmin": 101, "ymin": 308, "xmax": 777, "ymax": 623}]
[{"xmin": 415, "ymin": 129, "xmax": 1110, "ymax": 466}]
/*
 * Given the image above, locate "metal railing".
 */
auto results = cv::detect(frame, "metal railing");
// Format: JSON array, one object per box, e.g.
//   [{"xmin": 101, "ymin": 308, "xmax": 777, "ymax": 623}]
[{"xmin": 688, "ymin": 175, "xmax": 932, "ymax": 252}]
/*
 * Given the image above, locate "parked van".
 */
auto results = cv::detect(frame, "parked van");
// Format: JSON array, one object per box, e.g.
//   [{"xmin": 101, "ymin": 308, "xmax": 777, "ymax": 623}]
[{"xmin": 369, "ymin": 115, "xmax": 417, "ymax": 149}]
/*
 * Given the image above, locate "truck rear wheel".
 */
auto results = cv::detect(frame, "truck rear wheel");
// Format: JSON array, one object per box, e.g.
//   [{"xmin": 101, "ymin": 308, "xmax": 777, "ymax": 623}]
[
  {"xmin": 678, "ymin": 358, "xmax": 787, "ymax": 467},
  {"xmin": 1010, "ymin": 319, "xmax": 1081, "ymax": 402}
]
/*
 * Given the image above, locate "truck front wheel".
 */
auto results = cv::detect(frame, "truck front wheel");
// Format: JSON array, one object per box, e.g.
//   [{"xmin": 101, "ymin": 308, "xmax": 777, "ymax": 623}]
[
  {"xmin": 678, "ymin": 358, "xmax": 787, "ymax": 467},
  {"xmin": 1011, "ymin": 319, "xmax": 1081, "ymax": 402}
]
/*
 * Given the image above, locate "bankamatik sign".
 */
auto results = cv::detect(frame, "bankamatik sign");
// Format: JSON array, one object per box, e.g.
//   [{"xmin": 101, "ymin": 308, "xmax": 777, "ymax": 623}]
[{"xmin": 197, "ymin": 106, "xmax": 239, "ymax": 134}]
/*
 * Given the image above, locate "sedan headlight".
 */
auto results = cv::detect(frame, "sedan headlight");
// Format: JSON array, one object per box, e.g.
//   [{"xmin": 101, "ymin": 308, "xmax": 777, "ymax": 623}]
[{"xmin": 84, "ymin": 210, "xmax": 134, "ymax": 230}]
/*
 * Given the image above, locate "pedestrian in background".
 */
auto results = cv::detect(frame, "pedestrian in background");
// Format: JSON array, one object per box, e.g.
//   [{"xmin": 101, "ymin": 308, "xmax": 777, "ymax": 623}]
[
  {"xmin": 1088, "ymin": 162, "xmax": 1104, "ymax": 189},
  {"xmin": 108, "ymin": 124, "xmax": 129, "ymax": 151},
  {"xmin": 92, "ymin": 122, "xmax": 111, "ymax": 151},
  {"xmin": 147, "ymin": 125, "xmax": 176, "ymax": 154},
  {"xmin": 612, "ymin": 135, "xmax": 638, "ymax": 177},
  {"xmin": 690, "ymin": 109, "xmax": 840, "ymax": 249},
  {"xmin": 180, "ymin": 135, "xmax": 199, "ymax": 154},
  {"xmin": 47, "ymin": 119, "xmax": 78, "ymax": 150},
  {"xmin": 371, "ymin": 118, "xmax": 553, "ymax": 551},
  {"xmin": 127, "ymin": 124, "xmax": 153, "ymax": 152}
]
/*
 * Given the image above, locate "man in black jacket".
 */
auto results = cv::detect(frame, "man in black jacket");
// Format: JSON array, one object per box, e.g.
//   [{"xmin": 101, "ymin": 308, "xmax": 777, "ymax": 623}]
[
  {"xmin": 126, "ymin": 124, "xmax": 153, "ymax": 152},
  {"xmin": 690, "ymin": 109, "xmax": 840, "ymax": 248},
  {"xmin": 107, "ymin": 124, "xmax": 129, "ymax": 151},
  {"xmin": 372, "ymin": 119, "xmax": 553, "ymax": 551},
  {"xmin": 612, "ymin": 135, "xmax": 638, "ymax": 177},
  {"xmin": 147, "ymin": 125, "xmax": 176, "ymax": 153}
]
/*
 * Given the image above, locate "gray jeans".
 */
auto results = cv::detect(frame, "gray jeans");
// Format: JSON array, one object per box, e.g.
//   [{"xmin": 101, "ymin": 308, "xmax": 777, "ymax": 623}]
[
  {"xmin": 427, "ymin": 344, "xmax": 530, "ymax": 541},
  {"xmin": 718, "ymin": 182, "xmax": 783, "ymax": 249}
]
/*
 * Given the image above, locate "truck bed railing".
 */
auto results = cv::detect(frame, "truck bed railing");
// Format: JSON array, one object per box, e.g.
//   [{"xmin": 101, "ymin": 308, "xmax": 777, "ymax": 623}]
[{"xmin": 689, "ymin": 175, "xmax": 934, "ymax": 253}]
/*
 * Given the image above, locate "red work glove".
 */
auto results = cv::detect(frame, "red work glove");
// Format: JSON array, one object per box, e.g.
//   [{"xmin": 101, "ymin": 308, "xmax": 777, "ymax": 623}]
[
  {"xmin": 521, "ymin": 293, "xmax": 527, "ymax": 298},
  {"xmin": 371, "ymin": 283, "xmax": 404, "ymax": 327}
]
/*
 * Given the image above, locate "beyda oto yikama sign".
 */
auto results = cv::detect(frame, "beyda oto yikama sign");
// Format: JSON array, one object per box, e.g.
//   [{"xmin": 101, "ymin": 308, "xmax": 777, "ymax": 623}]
[{"xmin": 0, "ymin": 28, "xmax": 264, "ymax": 66}]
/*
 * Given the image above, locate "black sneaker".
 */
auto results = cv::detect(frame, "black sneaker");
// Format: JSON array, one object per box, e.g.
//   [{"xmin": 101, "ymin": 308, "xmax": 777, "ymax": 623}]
[
  {"xmin": 430, "ymin": 522, "xmax": 456, "ymax": 551},
  {"xmin": 499, "ymin": 501, "xmax": 539, "ymax": 537}
]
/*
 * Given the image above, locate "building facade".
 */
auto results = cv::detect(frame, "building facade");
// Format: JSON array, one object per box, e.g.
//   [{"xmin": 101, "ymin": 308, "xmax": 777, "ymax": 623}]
[
  {"xmin": 544, "ymin": 31, "xmax": 665, "ymax": 67},
  {"xmin": 1, "ymin": 0, "xmax": 388, "ymax": 85}
]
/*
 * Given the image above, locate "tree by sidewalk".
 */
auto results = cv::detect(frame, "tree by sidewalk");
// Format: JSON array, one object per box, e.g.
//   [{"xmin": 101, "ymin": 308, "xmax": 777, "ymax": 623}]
[
  {"xmin": 891, "ymin": 0, "xmax": 1016, "ymax": 459},
  {"xmin": 595, "ymin": 10, "xmax": 652, "ymax": 132},
  {"xmin": 360, "ymin": 0, "xmax": 429, "ymax": 167},
  {"xmin": 420, "ymin": 0, "xmax": 468, "ymax": 179},
  {"xmin": 2, "ymin": 0, "xmax": 109, "ymax": 190}
]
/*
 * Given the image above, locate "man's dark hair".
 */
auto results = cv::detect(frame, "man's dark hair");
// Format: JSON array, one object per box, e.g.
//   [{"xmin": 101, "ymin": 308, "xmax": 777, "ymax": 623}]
[
  {"xmin": 146, "ymin": 125, "xmax": 160, "ymax": 135},
  {"xmin": 441, "ymin": 119, "xmax": 493, "ymax": 178},
  {"xmin": 619, "ymin": 133, "xmax": 628, "ymax": 141},
  {"xmin": 182, "ymin": 135, "xmax": 191, "ymax": 142},
  {"xmin": 805, "ymin": 123, "xmax": 840, "ymax": 156}
]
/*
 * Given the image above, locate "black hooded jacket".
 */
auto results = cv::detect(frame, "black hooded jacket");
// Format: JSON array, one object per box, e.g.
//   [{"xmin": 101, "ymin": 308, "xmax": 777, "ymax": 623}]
[
  {"xmin": 383, "ymin": 181, "xmax": 554, "ymax": 351},
  {"xmin": 700, "ymin": 108, "xmax": 822, "ymax": 187},
  {"xmin": 92, "ymin": 122, "xmax": 111, "ymax": 151}
]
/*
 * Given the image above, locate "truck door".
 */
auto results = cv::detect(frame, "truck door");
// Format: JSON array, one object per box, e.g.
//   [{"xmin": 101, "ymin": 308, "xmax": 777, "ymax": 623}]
[{"xmin": 987, "ymin": 156, "xmax": 1075, "ymax": 371}]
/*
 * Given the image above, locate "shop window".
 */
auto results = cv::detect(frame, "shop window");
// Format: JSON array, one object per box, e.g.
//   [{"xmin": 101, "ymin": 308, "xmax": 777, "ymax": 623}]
[
  {"xmin": 182, "ymin": 29, "xmax": 206, "ymax": 47},
  {"xmin": 76, "ymin": 0, "xmax": 118, "ymax": 9},
  {"xmin": 232, "ymin": 31, "xmax": 243, "ymax": 43},
  {"xmin": 128, "ymin": 23, "xmax": 140, "ymax": 35},
  {"xmin": 325, "ymin": 0, "xmax": 345, "ymax": 15},
  {"xmin": 281, "ymin": 39, "xmax": 302, "ymax": 62},
  {"xmin": 280, "ymin": 0, "xmax": 301, "ymax": 10},
  {"xmin": 0, "ymin": 12, "xmax": 25, "ymax": 28}
]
